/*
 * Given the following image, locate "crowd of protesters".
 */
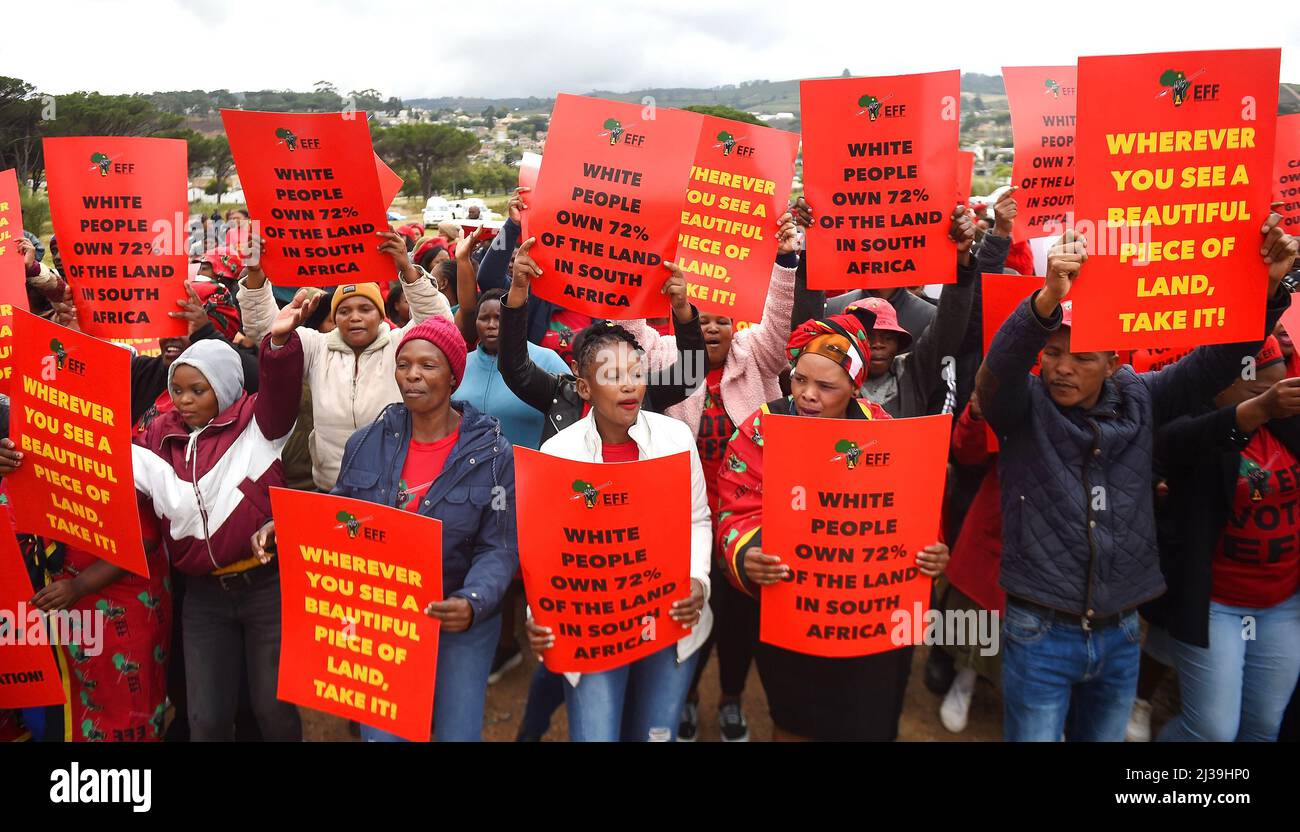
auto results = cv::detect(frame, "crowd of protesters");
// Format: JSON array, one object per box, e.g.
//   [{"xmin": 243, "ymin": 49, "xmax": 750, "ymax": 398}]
[{"xmin": 1, "ymin": 168, "xmax": 1298, "ymax": 744}]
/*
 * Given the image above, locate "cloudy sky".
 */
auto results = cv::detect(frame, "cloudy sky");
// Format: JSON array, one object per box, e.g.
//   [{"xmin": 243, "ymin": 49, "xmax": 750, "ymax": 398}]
[{"xmin": 6, "ymin": 0, "xmax": 1300, "ymax": 99}]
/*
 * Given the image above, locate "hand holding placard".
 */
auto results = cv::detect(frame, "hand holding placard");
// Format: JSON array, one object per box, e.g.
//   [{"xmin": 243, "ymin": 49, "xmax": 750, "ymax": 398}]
[{"xmin": 1038, "ymin": 230, "xmax": 1090, "ymax": 319}]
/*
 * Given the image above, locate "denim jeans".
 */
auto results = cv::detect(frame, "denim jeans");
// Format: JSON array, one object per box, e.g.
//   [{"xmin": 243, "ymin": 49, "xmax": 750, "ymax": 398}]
[
  {"xmin": 516, "ymin": 664, "xmax": 567, "ymax": 741},
  {"xmin": 1001, "ymin": 600, "xmax": 1141, "ymax": 742},
  {"xmin": 360, "ymin": 612, "xmax": 501, "ymax": 742},
  {"xmin": 183, "ymin": 570, "xmax": 302, "ymax": 742},
  {"xmin": 1160, "ymin": 590, "xmax": 1300, "ymax": 742},
  {"xmin": 564, "ymin": 645, "xmax": 699, "ymax": 741}
]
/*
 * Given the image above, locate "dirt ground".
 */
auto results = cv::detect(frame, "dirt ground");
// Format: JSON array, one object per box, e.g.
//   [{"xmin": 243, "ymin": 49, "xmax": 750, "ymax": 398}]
[{"xmin": 299, "ymin": 618, "xmax": 1182, "ymax": 742}]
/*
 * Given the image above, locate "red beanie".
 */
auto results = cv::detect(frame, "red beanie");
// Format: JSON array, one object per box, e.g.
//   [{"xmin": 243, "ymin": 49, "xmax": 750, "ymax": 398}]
[{"xmin": 397, "ymin": 317, "xmax": 467, "ymax": 388}]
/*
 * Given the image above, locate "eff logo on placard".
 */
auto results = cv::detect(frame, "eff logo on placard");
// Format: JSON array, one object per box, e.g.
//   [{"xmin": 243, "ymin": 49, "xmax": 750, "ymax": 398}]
[
  {"xmin": 713, "ymin": 130, "xmax": 756, "ymax": 158},
  {"xmin": 856, "ymin": 92, "xmax": 902, "ymax": 122},
  {"xmin": 1155, "ymin": 67, "xmax": 1216, "ymax": 107},
  {"xmin": 598, "ymin": 117, "xmax": 645, "ymax": 147},
  {"xmin": 275, "ymin": 126, "xmax": 322, "ymax": 151},
  {"xmin": 570, "ymin": 478, "xmax": 611, "ymax": 509},
  {"xmin": 1043, "ymin": 78, "xmax": 1076, "ymax": 99},
  {"xmin": 87, "ymin": 152, "xmax": 135, "ymax": 177},
  {"xmin": 829, "ymin": 438, "xmax": 883, "ymax": 470},
  {"xmin": 43, "ymin": 338, "xmax": 84, "ymax": 378},
  {"xmin": 335, "ymin": 509, "xmax": 363, "ymax": 538}
]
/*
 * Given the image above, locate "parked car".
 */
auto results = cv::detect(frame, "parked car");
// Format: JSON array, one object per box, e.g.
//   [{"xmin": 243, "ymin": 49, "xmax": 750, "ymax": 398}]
[{"xmin": 422, "ymin": 196, "xmax": 454, "ymax": 226}]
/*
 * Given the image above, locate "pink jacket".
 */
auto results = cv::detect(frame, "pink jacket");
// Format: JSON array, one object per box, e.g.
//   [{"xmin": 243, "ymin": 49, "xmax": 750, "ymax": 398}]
[{"xmin": 616, "ymin": 262, "xmax": 797, "ymax": 433}]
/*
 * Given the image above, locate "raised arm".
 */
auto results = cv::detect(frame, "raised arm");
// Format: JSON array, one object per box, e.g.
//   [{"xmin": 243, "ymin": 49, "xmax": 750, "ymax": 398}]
[
  {"xmin": 453, "ymin": 226, "xmax": 490, "ymax": 345},
  {"xmin": 899, "ymin": 207, "xmax": 978, "ymax": 404},
  {"xmin": 787, "ymin": 199, "xmax": 825, "ymax": 328},
  {"xmin": 743, "ymin": 212, "xmax": 804, "ymax": 376},
  {"xmin": 477, "ymin": 190, "xmax": 526, "ymax": 292},
  {"xmin": 644, "ymin": 264, "xmax": 707, "ymax": 408},
  {"xmin": 256, "ymin": 291, "xmax": 317, "ymax": 440},
  {"xmin": 497, "ymin": 237, "xmax": 564, "ymax": 411},
  {"xmin": 977, "ymin": 227, "xmax": 1083, "ymax": 435}
]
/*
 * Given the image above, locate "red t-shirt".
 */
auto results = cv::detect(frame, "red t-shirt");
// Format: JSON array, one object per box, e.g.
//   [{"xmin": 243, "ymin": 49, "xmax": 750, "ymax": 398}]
[
  {"xmin": 695, "ymin": 368, "xmax": 734, "ymax": 518},
  {"xmin": 541, "ymin": 308, "xmax": 592, "ymax": 365},
  {"xmin": 1212, "ymin": 427, "xmax": 1300, "ymax": 607},
  {"xmin": 397, "ymin": 428, "xmax": 460, "ymax": 512},
  {"xmin": 601, "ymin": 440, "xmax": 639, "ymax": 463}
]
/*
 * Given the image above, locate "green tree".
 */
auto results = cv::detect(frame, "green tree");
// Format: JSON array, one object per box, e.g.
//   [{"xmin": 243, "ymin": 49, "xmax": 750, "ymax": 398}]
[
  {"xmin": 196, "ymin": 135, "xmax": 235, "ymax": 201},
  {"xmin": 0, "ymin": 76, "xmax": 43, "ymax": 187},
  {"xmin": 152, "ymin": 128, "xmax": 209, "ymax": 176},
  {"xmin": 37, "ymin": 92, "xmax": 183, "ymax": 141},
  {"xmin": 681, "ymin": 104, "xmax": 763, "ymax": 126},
  {"xmin": 373, "ymin": 123, "xmax": 480, "ymax": 200},
  {"xmin": 4, "ymin": 79, "xmax": 189, "ymax": 187},
  {"xmin": 349, "ymin": 88, "xmax": 387, "ymax": 114}
]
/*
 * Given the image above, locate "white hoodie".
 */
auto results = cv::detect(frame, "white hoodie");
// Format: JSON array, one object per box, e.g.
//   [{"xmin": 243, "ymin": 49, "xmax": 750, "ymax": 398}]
[{"xmin": 237, "ymin": 273, "xmax": 453, "ymax": 490}]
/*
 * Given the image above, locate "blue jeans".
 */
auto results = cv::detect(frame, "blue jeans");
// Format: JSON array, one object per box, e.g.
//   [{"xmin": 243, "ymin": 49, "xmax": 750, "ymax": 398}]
[
  {"xmin": 517, "ymin": 664, "xmax": 567, "ymax": 741},
  {"xmin": 360, "ymin": 612, "xmax": 501, "ymax": 742},
  {"xmin": 1001, "ymin": 600, "xmax": 1141, "ymax": 742},
  {"xmin": 1160, "ymin": 591, "xmax": 1300, "ymax": 742},
  {"xmin": 563, "ymin": 645, "xmax": 699, "ymax": 742}
]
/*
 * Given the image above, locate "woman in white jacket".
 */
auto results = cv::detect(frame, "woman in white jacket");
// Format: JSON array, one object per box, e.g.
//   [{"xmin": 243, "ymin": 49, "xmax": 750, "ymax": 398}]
[
  {"xmin": 527, "ymin": 321, "xmax": 713, "ymax": 741},
  {"xmin": 237, "ymin": 231, "xmax": 454, "ymax": 491}
]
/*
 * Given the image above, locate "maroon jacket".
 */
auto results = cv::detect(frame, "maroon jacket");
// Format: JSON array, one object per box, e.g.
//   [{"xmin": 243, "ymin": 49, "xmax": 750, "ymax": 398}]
[{"xmin": 132, "ymin": 334, "xmax": 304, "ymax": 575}]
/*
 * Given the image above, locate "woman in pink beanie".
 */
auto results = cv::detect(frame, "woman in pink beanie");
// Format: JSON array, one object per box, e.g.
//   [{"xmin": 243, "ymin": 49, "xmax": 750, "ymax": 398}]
[{"xmin": 255, "ymin": 314, "xmax": 518, "ymax": 742}]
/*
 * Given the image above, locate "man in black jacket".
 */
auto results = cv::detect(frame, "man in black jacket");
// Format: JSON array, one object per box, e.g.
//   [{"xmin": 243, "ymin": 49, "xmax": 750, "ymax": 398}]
[{"xmin": 977, "ymin": 211, "xmax": 1297, "ymax": 741}]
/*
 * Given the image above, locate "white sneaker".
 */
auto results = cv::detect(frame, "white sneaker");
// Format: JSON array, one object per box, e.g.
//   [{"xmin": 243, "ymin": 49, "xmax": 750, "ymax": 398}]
[
  {"xmin": 1126, "ymin": 698, "xmax": 1153, "ymax": 742},
  {"xmin": 940, "ymin": 667, "xmax": 977, "ymax": 733}
]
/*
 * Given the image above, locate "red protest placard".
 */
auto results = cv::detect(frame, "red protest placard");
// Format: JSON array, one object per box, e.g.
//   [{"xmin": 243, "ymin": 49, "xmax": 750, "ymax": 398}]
[
  {"xmin": 222, "ymin": 110, "xmax": 393, "ymax": 287},
  {"xmin": 1071, "ymin": 48, "xmax": 1281, "ymax": 353},
  {"xmin": 676, "ymin": 116, "xmax": 799, "ymax": 322},
  {"xmin": 1004, "ymin": 66, "xmax": 1078, "ymax": 242},
  {"xmin": 271, "ymin": 487, "xmax": 443, "ymax": 742},
  {"xmin": 800, "ymin": 71, "xmax": 960, "ymax": 290},
  {"xmin": 981, "ymin": 273, "xmax": 1045, "ymax": 450},
  {"xmin": 514, "ymin": 447, "xmax": 692, "ymax": 674},
  {"xmin": 759, "ymin": 412, "xmax": 951, "ymax": 658},
  {"xmin": 6, "ymin": 311, "xmax": 147, "ymax": 576},
  {"xmin": 957, "ymin": 150, "xmax": 974, "ymax": 204},
  {"xmin": 526, "ymin": 95, "xmax": 703, "ymax": 318},
  {"xmin": 375, "ymin": 153, "xmax": 403, "ymax": 208},
  {"xmin": 0, "ymin": 169, "xmax": 29, "ymax": 395},
  {"xmin": 982, "ymin": 273, "xmax": 1046, "ymax": 360},
  {"xmin": 0, "ymin": 524, "xmax": 64, "ymax": 708},
  {"xmin": 43, "ymin": 137, "xmax": 188, "ymax": 340},
  {"xmin": 1275, "ymin": 113, "xmax": 1300, "ymax": 236}
]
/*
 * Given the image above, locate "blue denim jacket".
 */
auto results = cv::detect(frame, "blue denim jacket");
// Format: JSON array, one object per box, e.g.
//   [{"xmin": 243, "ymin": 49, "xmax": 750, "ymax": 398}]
[{"xmin": 332, "ymin": 400, "xmax": 518, "ymax": 621}]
